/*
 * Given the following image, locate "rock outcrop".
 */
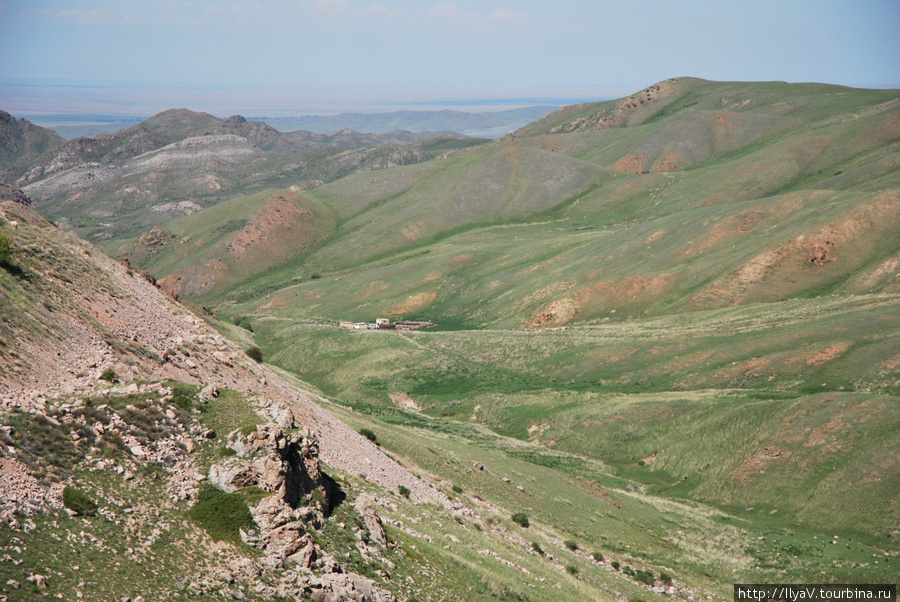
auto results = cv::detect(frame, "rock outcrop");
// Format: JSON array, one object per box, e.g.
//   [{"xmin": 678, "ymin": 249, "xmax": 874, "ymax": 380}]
[{"xmin": 209, "ymin": 423, "xmax": 394, "ymax": 600}]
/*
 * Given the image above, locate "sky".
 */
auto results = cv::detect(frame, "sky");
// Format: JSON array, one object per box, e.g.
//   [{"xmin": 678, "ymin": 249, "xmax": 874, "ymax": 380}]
[{"xmin": 1, "ymin": 0, "xmax": 899, "ymax": 117}]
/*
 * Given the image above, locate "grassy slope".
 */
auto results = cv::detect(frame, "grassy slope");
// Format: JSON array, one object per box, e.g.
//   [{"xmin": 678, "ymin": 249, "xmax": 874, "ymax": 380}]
[
  {"xmin": 241, "ymin": 292, "xmax": 900, "ymax": 538},
  {"xmin": 195, "ymin": 79, "xmax": 900, "ymax": 326},
  {"xmin": 134, "ymin": 189, "xmax": 338, "ymax": 298},
  {"xmin": 116, "ymin": 80, "xmax": 900, "ymax": 584}
]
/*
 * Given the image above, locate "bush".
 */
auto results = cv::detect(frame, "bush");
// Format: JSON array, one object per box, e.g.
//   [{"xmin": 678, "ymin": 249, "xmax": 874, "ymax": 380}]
[
  {"xmin": 634, "ymin": 569, "xmax": 655, "ymax": 586},
  {"xmin": 566, "ymin": 565, "xmax": 578, "ymax": 575},
  {"xmin": 0, "ymin": 231, "xmax": 13, "ymax": 267},
  {"xmin": 188, "ymin": 483, "xmax": 256, "ymax": 544},
  {"xmin": 659, "ymin": 571, "xmax": 674, "ymax": 586},
  {"xmin": 398, "ymin": 485, "xmax": 410, "ymax": 498},
  {"xmin": 531, "ymin": 541, "xmax": 544, "ymax": 555},
  {"xmin": 451, "ymin": 484, "xmax": 463, "ymax": 494},
  {"xmin": 511, "ymin": 512, "xmax": 529, "ymax": 528},
  {"xmin": 244, "ymin": 347, "xmax": 263, "ymax": 363},
  {"xmin": 99, "ymin": 368, "xmax": 117, "ymax": 382},
  {"xmin": 592, "ymin": 551, "xmax": 604, "ymax": 562},
  {"xmin": 611, "ymin": 560, "xmax": 620, "ymax": 571},
  {"xmin": 63, "ymin": 486, "xmax": 97, "ymax": 516},
  {"xmin": 564, "ymin": 539, "xmax": 578, "ymax": 551},
  {"xmin": 171, "ymin": 383, "xmax": 196, "ymax": 411},
  {"xmin": 358, "ymin": 428, "xmax": 378, "ymax": 444}
]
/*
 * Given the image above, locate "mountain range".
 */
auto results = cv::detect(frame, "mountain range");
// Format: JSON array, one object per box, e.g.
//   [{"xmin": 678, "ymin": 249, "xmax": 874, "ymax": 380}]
[{"xmin": 1, "ymin": 77, "xmax": 898, "ymax": 599}]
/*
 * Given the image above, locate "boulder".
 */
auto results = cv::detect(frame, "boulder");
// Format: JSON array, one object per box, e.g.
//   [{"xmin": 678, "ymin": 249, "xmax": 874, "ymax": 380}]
[{"xmin": 353, "ymin": 494, "xmax": 387, "ymax": 548}]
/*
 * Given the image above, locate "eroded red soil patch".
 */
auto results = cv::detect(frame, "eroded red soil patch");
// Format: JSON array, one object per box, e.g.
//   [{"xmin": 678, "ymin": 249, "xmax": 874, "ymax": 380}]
[
  {"xmin": 691, "ymin": 191, "xmax": 900, "ymax": 308},
  {"xmin": 611, "ymin": 152, "xmax": 648, "ymax": 174}
]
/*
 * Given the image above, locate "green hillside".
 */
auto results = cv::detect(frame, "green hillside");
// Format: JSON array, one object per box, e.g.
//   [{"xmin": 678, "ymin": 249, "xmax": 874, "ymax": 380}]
[
  {"xmin": 172, "ymin": 79, "xmax": 900, "ymax": 554},
  {"xmin": 13, "ymin": 79, "xmax": 900, "ymax": 589}
]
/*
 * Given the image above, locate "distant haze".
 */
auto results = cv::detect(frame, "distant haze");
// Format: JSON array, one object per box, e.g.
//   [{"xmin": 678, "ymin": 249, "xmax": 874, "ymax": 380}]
[{"xmin": 1, "ymin": 0, "xmax": 898, "ymax": 118}]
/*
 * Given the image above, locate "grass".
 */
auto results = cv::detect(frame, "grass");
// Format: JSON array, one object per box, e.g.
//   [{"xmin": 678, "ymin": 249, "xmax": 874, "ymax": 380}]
[
  {"xmin": 0, "ymin": 383, "xmax": 278, "ymax": 600},
  {"xmin": 188, "ymin": 482, "xmax": 257, "ymax": 545},
  {"xmin": 229, "ymin": 291, "xmax": 900, "ymax": 548},
  {"xmin": 322, "ymin": 397, "xmax": 900, "ymax": 591}
]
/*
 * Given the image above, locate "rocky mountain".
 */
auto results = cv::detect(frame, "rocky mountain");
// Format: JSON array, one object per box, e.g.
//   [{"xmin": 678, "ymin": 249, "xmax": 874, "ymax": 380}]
[
  {"xmin": 8, "ymin": 108, "xmax": 471, "ymax": 189},
  {"xmin": 6, "ymin": 108, "xmax": 486, "ymax": 247},
  {"xmin": 0, "ymin": 111, "xmax": 65, "ymax": 184}
]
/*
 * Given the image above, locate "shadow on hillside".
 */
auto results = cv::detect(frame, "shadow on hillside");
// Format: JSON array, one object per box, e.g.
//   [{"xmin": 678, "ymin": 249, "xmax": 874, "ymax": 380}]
[
  {"xmin": 322, "ymin": 471, "xmax": 347, "ymax": 517},
  {"xmin": 1, "ymin": 262, "xmax": 29, "ymax": 280}
]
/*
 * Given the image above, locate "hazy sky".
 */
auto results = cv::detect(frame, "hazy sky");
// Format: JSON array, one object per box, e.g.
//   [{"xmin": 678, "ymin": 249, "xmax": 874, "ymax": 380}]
[{"xmin": 1, "ymin": 0, "xmax": 898, "ymax": 116}]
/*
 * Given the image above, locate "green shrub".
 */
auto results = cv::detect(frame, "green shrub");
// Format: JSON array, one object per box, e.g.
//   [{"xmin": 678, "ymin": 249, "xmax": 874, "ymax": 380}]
[
  {"xmin": 234, "ymin": 317, "xmax": 253, "ymax": 332},
  {"xmin": 634, "ymin": 569, "xmax": 655, "ymax": 586},
  {"xmin": 531, "ymin": 541, "xmax": 544, "ymax": 555},
  {"xmin": 611, "ymin": 560, "xmax": 620, "ymax": 571},
  {"xmin": 451, "ymin": 484, "xmax": 463, "ymax": 494},
  {"xmin": 564, "ymin": 539, "xmax": 578, "ymax": 551},
  {"xmin": 511, "ymin": 512, "xmax": 529, "ymax": 528},
  {"xmin": 188, "ymin": 483, "xmax": 256, "ymax": 544},
  {"xmin": 245, "ymin": 347, "xmax": 263, "ymax": 363},
  {"xmin": 63, "ymin": 486, "xmax": 97, "ymax": 516},
  {"xmin": 171, "ymin": 383, "xmax": 196, "ymax": 411},
  {"xmin": 0, "ymin": 231, "xmax": 13, "ymax": 267},
  {"xmin": 99, "ymin": 368, "xmax": 117, "ymax": 382},
  {"xmin": 659, "ymin": 571, "xmax": 674, "ymax": 586},
  {"xmin": 623, "ymin": 565, "xmax": 635, "ymax": 577},
  {"xmin": 398, "ymin": 485, "xmax": 410, "ymax": 498},
  {"xmin": 358, "ymin": 428, "xmax": 378, "ymax": 444},
  {"xmin": 566, "ymin": 565, "xmax": 578, "ymax": 575},
  {"xmin": 592, "ymin": 551, "xmax": 604, "ymax": 562}
]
